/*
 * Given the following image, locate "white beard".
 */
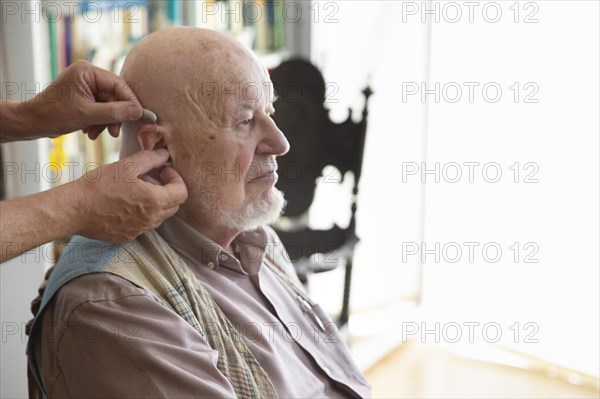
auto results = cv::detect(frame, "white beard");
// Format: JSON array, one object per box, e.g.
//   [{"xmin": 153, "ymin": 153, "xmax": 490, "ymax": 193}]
[
  {"xmin": 195, "ymin": 186, "xmax": 286, "ymax": 232},
  {"xmin": 221, "ymin": 188, "xmax": 285, "ymax": 231}
]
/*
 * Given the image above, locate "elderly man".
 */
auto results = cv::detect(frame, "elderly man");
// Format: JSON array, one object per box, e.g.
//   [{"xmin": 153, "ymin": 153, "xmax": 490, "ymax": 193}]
[{"xmin": 27, "ymin": 28, "xmax": 370, "ymax": 398}]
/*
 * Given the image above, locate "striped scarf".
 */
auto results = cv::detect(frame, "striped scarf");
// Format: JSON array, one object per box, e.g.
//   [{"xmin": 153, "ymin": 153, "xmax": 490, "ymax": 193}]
[{"xmin": 105, "ymin": 230, "xmax": 277, "ymax": 398}]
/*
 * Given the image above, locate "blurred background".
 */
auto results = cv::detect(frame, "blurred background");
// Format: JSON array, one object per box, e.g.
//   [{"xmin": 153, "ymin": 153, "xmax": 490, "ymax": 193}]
[{"xmin": 1, "ymin": 1, "xmax": 598, "ymax": 398}]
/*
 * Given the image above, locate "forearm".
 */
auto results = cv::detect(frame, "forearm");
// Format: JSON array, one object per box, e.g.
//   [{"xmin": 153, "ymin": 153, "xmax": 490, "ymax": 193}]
[
  {"xmin": 0, "ymin": 101, "xmax": 39, "ymax": 143},
  {"xmin": 0, "ymin": 183, "xmax": 80, "ymax": 263}
]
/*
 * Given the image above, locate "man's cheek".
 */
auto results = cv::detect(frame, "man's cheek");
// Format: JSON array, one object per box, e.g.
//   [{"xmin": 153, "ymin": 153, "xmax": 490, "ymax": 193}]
[
  {"xmin": 171, "ymin": 145, "xmax": 196, "ymax": 172},
  {"xmin": 219, "ymin": 161, "xmax": 243, "ymax": 184},
  {"xmin": 231, "ymin": 154, "xmax": 252, "ymax": 182}
]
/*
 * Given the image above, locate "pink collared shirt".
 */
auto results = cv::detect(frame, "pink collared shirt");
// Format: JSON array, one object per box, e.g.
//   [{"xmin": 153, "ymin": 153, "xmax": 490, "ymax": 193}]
[{"xmin": 34, "ymin": 216, "xmax": 371, "ymax": 398}]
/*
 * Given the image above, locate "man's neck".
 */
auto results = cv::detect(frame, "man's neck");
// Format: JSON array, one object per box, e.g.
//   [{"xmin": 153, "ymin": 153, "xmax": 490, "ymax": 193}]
[{"xmin": 175, "ymin": 209, "xmax": 240, "ymax": 251}]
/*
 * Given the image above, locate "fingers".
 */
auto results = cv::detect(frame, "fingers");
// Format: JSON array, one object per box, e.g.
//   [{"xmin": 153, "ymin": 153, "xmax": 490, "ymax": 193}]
[
  {"xmin": 110, "ymin": 151, "xmax": 187, "ymax": 230},
  {"xmin": 81, "ymin": 123, "xmax": 121, "ymax": 140},
  {"xmin": 136, "ymin": 162, "xmax": 187, "ymax": 211},
  {"xmin": 107, "ymin": 123, "xmax": 121, "ymax": 138},
  {"xmin": 29, "ymin": 61, "xmax": 143, "ymax": 139},
  {"xmin": 138, "ymin": 166, "xmax": 188, "ymax": 209},
  {"xmin": 139, "ymin": 173, "xmax": 161, "ymax": 186},
  {"xmin": 82, "ymin": 100, "xmax": 143, "ymax": 128},
  {"xmin": 78, "ymin": 62, "xmax": 143, "ymax": 127},
  {"xmin": 161, "ymin": 205, "xmax": 181, "ymax": 221},
  {"xmin": 83, "ymin": 125, "xmax": 105, "ymax": 140},
  {"xmin": 89, "ymin": 63, "xmax": 139, "ymax": 103},
  {"xmin": 158, "ymin": 166, "xmax": 189, "ymax": 206},
  {"xmin": 119, "ymin": 149, "xmax": 170, "ymax": 176}
]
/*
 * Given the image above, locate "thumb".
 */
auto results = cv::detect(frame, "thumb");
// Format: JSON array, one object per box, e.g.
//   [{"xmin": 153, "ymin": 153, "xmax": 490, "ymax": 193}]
[
  {"xmin": 84, "ymin": 101, "xmax": 143, "ymax": 126},
  {"xmin": 119, "ymin": 149, "xmax": 170, "ymax": 177},
  {"xmin": 159, "ymin": 166, "xmax": 188, "ymax": 206}
]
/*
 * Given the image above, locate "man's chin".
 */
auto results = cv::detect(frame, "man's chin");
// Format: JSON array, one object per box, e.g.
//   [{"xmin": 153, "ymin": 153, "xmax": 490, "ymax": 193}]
[
  {"xmin": 222, "ymin": 188, "xmax": 286, "ymax": 232},
  {"xmin": 263, "ymin": 185, "xmax": 283, "ymax": 204}
]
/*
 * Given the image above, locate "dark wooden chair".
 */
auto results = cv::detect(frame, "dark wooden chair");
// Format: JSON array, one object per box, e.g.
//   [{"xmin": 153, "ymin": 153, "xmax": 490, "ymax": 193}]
[{"xmin": 270, "ymin": 59, "xmax": 372, "ymax": 327}]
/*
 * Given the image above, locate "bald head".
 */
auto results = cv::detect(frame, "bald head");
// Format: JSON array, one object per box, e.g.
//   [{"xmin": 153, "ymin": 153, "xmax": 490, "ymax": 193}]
[{"xmin": 120, "ymin": 27, "xmax": 269, "ymax": 155}]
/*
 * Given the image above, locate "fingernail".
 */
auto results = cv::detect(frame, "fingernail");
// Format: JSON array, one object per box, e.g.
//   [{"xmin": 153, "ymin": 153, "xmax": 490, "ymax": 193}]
[{"xmin": 128, "ymin": 104, "xmax": 142, "ymax": 120}]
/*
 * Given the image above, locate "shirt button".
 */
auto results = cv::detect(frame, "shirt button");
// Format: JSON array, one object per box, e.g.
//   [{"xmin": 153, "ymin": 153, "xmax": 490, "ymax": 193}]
[
  {"xmin": 219, "ymin": 254, "xmax": 228, "ymax": 261},
  {"xmin": 207, "ymin": 261, "xmax": 215, "ymax": 269}
]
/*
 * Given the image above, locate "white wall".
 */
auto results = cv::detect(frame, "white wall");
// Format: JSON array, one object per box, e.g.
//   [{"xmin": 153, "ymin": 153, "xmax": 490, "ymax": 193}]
[
  {"xmin": 422, "ymin": 0, "xmax": 599, "ymax": 376},
  {"xmin": 309, "ymin": 0, "xmax": 599, "ymax": 378}
]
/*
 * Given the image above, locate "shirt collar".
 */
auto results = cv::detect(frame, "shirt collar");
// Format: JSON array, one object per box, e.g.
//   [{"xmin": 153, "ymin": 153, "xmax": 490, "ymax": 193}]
[{"xmin": 156, "ymin": 216, "xmax": 268, "ymax": 276}]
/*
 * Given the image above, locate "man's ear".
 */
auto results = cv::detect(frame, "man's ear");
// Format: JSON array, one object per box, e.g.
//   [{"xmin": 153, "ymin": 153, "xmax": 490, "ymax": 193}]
[{"xmin": 136, "ymin": 124, "xmax": 173, "ymax": 151}]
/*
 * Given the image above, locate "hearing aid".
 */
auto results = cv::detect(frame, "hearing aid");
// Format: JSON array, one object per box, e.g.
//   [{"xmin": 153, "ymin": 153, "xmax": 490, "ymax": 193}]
[{"xmin": 141, "ymin": 108, "xmax": 158, "ymax": 124}]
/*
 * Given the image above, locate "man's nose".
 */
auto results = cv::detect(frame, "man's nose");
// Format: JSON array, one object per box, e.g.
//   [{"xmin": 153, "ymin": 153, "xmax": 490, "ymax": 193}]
[{"xmin": 259, "ymin": 116, "xmax": 290, "ymax": 156}]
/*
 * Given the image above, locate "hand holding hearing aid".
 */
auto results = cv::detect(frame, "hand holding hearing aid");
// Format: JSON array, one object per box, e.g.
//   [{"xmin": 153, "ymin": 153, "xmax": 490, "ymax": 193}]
[{"xmin": 0, "ymin": 60, "xmax": 143, "ymax": 143}]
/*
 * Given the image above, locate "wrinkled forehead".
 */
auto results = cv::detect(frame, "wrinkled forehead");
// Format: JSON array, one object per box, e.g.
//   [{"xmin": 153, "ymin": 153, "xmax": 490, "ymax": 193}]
[
  {"xmin": 195, "ymin": 63, "xmax": 275, "ymax": 122},
  {"xmin": 197, "ymin": 60, "xmax": 275, "ymax": 115}
]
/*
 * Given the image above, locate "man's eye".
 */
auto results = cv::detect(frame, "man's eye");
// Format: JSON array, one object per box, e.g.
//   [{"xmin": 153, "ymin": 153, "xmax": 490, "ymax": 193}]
[{"xmin": 240, "ymin": 119, "xmax": 252, "ymax": 126}]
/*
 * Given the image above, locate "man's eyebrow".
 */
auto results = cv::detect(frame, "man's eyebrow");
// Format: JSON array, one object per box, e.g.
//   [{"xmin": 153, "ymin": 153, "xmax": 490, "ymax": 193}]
[
  {"xmin": 235, "ymin": 97, "xmax": 277, "ymax": 112},
  {"xmin": 231, "ymin": 102, "xmax": 256, "ymax": 115}
]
